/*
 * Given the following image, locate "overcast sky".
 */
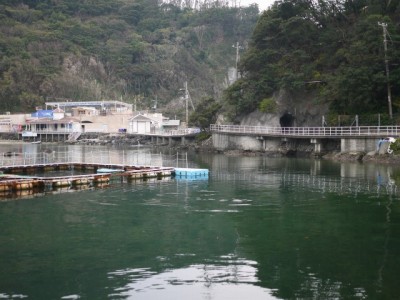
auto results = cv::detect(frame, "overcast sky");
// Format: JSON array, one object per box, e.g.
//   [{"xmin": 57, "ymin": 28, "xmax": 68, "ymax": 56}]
[{"xmin": 239, "ymin": 0, "xmax": 275, "ymax": 11}]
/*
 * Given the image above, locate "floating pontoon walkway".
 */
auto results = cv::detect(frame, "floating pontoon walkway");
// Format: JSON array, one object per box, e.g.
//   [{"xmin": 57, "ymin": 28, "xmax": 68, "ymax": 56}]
[{"xmin": 0, "ymin": 163, "xmax": 175, "ymax": 198}]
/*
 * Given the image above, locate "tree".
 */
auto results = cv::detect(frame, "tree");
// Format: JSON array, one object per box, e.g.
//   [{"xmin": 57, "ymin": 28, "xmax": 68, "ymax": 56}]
[
  {"xmin": 225, "ymin": 0, "xmax": 400, "ymax": 119},
  {"xmin": 189, "ymin": 96, "xmax": 221, "ymax": 130}
]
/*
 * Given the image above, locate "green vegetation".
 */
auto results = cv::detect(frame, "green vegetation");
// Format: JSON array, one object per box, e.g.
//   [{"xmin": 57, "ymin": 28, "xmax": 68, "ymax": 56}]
[
  {"xmin": 3, "ymin": 0, "xmax": 400, "ymax": 129},
  {"xmin": 390, "ymin": 139, "xmax": 400, "ymax": 154},
  {"xmin": 259, "ymin": 97, "xmax": 277, "ymax": 113},
  {"xmin": 189, "ymin": 96, "xmax": 222, "ymax": 130},
  {"xmin": 224, "ymin": 0, "xmax": 400, "ymax": 120},
  {"xmin": 0, "ymin": 0, "xmax": 259, "ymax": 115}
]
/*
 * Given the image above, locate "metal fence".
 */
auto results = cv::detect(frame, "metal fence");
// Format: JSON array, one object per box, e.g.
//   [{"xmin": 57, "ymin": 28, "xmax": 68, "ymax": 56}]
[
  {"xmin": 0, "ymin": 150, "xmax": 196, "ymax": 168},
  {"xmin": 210, "ymin": 124, "xmax": 400, "ymax": 137}
]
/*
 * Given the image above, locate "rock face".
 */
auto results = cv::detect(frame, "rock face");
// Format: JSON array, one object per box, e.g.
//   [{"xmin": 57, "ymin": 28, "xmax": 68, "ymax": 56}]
[
  {"xmin": 240, "ymin": 111, "xmax": 280, "ymax": 126},
  {"xmin": 239, "ymin": 89, "xmax": 330, "ymax": 127}
]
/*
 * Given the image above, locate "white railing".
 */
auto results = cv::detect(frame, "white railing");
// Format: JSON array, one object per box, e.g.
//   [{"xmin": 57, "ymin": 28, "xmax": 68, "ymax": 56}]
[
  {"xmin": 0, "ymin": 150, "xmax": 198, "ymax": 168},
  {"xmin": 23, "ymin": 129, "xmax": 74, "ymax": 135},
  {"xmin": 210, "ymin": 125, "xmax": 400, "ymax": 137},
  {"xmin": 0, "ymin": 150, "xmax": 163, "ymax": 167},
  {"xmin": 142, "ymin": 128, "xmax": 200, "ymax": 137},
  {"xmin": 19, "ymin": 128, "xmax": 201, "ymax": 137},
  {"xmin": 163, "ymin": 128, "xmax": 200, "ymax": 136}
]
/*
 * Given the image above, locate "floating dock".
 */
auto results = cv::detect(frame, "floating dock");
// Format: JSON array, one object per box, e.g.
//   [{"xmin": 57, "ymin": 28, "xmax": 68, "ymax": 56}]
[
  {"xmin": 0, "ymin": 163, "xmax": 210, "ymax": 200},
  {"xmin": 0, "ymin": 163, "xmax": 175, "ymax": 199}
]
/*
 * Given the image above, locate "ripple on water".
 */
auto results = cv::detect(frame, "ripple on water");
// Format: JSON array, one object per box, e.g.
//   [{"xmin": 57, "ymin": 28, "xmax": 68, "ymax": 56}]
[
  {"xmin": 61, "ymin": 295, "xmax": 81, "ymax": 300},
  {"xmin": 0, "ymin": 294, "xmax": 28, "ymax": 299},
  {"xmin": 192, "ymin": 209, "xmax": 240, "ymax": 213},
  {"xmin": 107, "ymin": 257, "xmax": 279, "ymax": 300}
]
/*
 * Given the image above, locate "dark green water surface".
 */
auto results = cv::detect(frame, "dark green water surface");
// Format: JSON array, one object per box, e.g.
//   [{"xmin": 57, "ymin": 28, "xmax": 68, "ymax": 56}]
[{"xmin": 1, "ymin": 149, "xmax": 400, "ymax": 299}]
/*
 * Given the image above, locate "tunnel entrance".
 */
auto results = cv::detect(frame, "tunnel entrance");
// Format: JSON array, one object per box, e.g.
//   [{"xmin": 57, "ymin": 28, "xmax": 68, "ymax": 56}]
[{"xmin": 280, "ymin": 112, "xmax": 294, "ymax": 127}]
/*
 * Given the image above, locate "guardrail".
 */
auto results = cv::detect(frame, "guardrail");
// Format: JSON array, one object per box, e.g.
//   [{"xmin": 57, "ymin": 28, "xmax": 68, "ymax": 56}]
[
  {"xmin": 210, "ymin": 125, "xmax": 400, "ymax": 138},
  {"xmin": 20, "ymin": 128, "xmax": 201, "ymax": 137},
  {"xmin": 0, "ymin": 150, "xmax": 164, "ymax": 167},
  {"xmin": 0, "ymin": 150, "xmax": 197, "ymax": 168},
  {"xmin": 149, "ymin": 128, "xmax": 201, "ymax": 137}
]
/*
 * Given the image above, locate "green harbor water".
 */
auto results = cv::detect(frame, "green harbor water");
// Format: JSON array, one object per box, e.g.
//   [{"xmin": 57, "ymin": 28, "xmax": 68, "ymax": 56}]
[{"xmin": 1, "ymin": 144, "xmax": 400, "ymax": 299}]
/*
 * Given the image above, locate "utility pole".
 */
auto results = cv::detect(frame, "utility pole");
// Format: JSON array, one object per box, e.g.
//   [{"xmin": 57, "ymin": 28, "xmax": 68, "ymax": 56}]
[
  {"xmin": 378, "ymin": 22, "xmax": 393, "ymax": 119},
  {"xmin": 180, "ymin": 81, "xmax": 195, "ymax": 127},
  {"xmin": 232, "ymin": 42, "xmax": 242, "ymax": 81},
  {"xmin": 184, "ymin": 81, "xmax": 189, "ymax": 127}
]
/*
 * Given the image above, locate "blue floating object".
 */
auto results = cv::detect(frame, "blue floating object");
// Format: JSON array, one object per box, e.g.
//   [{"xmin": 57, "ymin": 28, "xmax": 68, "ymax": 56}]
[
  {"xmin": 175, "ymin": 174, "xmax": 209, "ymax": 181},
  {"xmin": 174, "ymin": 168, "xmax": 209, "ymax": 176}
]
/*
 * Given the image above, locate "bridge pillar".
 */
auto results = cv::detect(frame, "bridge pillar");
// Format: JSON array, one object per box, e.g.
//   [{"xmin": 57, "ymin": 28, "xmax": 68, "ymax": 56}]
[
  {"xmin": 169, "ymin": 137, "xmax": 172, "ymax": 146},
  {"xmin": 181, "ymin": 137, "xmax": 186, "ymax": 145},
  {"xmin": 341, "ymin": 138, "xmax": 377, "ymax": 153},
  {"xmin": 311, "ymin": 138, "xmax": 322, "ymax": 153}
]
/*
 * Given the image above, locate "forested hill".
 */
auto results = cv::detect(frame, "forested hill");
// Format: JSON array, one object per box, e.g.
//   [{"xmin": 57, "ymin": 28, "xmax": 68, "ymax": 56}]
[
  {"xmin": 3, "ymin": 0, "xmax": 400, "ymax": 126},
  {"xmin": 225, "ymin": 0, "xmax": 400, "ymax": 123},
  {"xmin": 0, "ymin": 0, "xmax": 259, "ymax": 115}
]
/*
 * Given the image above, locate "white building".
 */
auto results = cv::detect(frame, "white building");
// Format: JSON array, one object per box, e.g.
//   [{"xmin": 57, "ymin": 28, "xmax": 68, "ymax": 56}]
[
  {"xmin": 0, "ymin": 100, "xmax": 185, "ymax": 136},
  {"xmin": 128, "ymin": 114, "xmax": 153, "ymax": 134},
  {"xmin": 25, "ymin": 117, "xmax": 82, "ymax": 134}
]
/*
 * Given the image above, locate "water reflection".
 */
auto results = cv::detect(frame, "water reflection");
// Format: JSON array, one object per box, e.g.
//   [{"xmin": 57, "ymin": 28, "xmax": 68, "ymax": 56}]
[
  {"xmin": 207, "ymin": 155, "xmax": 399, "ymax": 196},
  {"xmin": 1, "ymin": 147, "xmax": 400, "ymax": 299},
  {"xmin": 108, "ymin": 258, "xmax": 278, "ymax": 300}
]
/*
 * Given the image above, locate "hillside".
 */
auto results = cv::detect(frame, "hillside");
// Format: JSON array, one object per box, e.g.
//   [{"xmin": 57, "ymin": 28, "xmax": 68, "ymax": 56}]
[
  {"xmin": 224, "ymin": 0, "xmax": 400, "ymax": 125},
  {"xmin": 4, "ymin": 0, "xmax": 400, "ymax": 129},
  {"xmin": 0, "ymin": 0, "xmax": 259, "ymax": 119}
]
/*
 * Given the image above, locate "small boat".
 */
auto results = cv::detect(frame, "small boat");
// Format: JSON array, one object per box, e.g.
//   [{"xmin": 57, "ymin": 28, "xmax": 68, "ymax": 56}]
[{"xmin": 31, "ymin": 140, "xmax": 41, "ymax": 144}]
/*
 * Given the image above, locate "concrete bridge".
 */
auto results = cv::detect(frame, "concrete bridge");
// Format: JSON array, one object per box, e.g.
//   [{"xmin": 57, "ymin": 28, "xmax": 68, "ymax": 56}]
[{"xmin": 210, "ymin": 125, "xmax": 400, "ymax": 153}]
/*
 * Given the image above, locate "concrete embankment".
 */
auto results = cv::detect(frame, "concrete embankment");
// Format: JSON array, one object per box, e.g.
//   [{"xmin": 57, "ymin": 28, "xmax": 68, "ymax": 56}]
[{"xmin": 209, "ymin": 132, "xmax": 400, "ymax": 163}]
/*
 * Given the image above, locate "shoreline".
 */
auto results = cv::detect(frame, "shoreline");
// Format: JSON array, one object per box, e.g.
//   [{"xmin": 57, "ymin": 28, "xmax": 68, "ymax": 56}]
[{"xmin": 0, "ymin": 137, "xmax": 398, "ymax": 164}]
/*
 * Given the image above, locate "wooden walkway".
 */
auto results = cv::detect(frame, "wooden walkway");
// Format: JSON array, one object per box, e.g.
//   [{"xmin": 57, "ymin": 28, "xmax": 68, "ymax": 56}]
[{"xmin": 0, "ymin": 163, "xmax": 175, "ymax": 198}]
